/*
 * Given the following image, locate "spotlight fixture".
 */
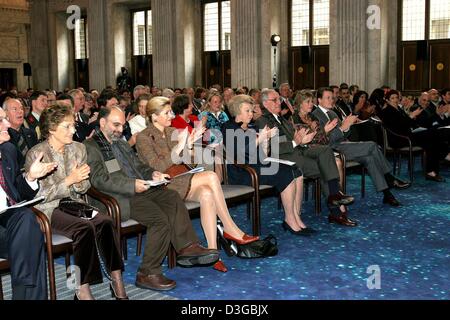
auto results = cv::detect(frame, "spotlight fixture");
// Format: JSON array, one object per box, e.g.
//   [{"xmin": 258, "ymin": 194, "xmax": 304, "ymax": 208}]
[{"xmin": 271, "ymin": 34, "xmax": 281, "ymax": 46}]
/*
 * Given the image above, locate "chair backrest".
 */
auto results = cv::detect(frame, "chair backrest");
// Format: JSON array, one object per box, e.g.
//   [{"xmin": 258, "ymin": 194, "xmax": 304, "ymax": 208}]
[{"xmin": 381, "ymin": 126, "xmax": 390, "ymax": 155}]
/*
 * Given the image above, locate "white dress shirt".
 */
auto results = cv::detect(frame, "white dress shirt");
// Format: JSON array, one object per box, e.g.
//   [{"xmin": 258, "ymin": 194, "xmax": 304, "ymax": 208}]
[{"xmin": 0, "ymin": 176, "xmax": 38, "ymax": 213}]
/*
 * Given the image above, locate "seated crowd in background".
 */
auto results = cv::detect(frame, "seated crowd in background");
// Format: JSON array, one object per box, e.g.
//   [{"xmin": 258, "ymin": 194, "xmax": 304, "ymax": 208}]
[{"xmin": 0, "ymin": 80, "xmax": 449, "ymax": 300}]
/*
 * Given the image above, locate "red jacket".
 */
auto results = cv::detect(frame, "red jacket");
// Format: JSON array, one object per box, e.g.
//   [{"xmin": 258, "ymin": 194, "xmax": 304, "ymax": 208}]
[{"xmin": 171, "ymin": 115, "xmax": 199, "ymax": 133}]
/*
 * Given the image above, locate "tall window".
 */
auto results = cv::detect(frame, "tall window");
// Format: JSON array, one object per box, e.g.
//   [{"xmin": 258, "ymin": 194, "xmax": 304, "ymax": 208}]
[
  {"xmin": 132, "ymin": 9, "xmax": 153, "ymax": 86},
  {"xmin": 291, "ymin": 0, "xmax": 330, "ymax": 47},
  {"xmin": 74, "ymin": 17, "xmax": 89, "ymax": 90},
  {"xmin": 133, "ymin": 10, "xmax": 152, "ymax": 56},
  {"xmin": 290, "ymin": 0, "xmax": 330, "ymax": 90},
  {"xmin": 399, "ymin": 0, "xmax": 450, "ymax": 92},
  {"xmin": 402, "ymin": 0, "xmax": 450, "ymax": 40},
  {"xmin": 203, "ymin": 0, "xmax": 231, "ymax": 52},
  {"xmin": 202, "ymin": 0, "xmax": 232, "ymax": 88},
  {"xmin": 74, "ymin": 18, "xmax": 88, "ymax": 59}
]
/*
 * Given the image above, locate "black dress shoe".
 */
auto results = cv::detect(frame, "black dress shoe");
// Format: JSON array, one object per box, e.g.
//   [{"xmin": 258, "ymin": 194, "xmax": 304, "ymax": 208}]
[
  {"xmin": 383, "ymin": 194, "xmax": 401, "ymax": 207},
  {"xmin": 425, "ymin": 174, "xmax": 446, "ymax": 182},
  {"xmin": 392, "ymin": 179, "xmax": 411, "ymax": 189},
  {"xmin": 282, "ymin": 221, "xmax": 311, "ymax": 236},
  {"xmin": 328, "ymin": 214, "xmax": 358, "ymax": 227}
]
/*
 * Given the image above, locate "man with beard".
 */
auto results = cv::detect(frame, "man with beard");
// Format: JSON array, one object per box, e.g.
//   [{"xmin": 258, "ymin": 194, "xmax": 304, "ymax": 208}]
[{"xmin": 83, "ymin": 107, "xmax": 219, "ymax": 291}]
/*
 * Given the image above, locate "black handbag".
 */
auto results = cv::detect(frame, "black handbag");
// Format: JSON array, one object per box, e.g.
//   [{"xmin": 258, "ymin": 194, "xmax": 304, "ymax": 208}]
[
  {"xmin": 236, "ymin": 235, "xmax": 278, "ymax": 259},
  {"xmin": 58, "ymin": 198, "xmax": 97, "ymax": 219}
]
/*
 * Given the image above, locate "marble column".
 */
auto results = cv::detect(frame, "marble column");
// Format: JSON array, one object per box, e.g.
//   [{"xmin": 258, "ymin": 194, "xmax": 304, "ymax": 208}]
[
  {"xmin": 87, "ymin": 0, "xmax": 107, "ymax": 90},
  {"xmin": 231, "ymin": 0, "xmax": 261, "ymax": 89},
  {"xmin": 29, "ymin": 0, "xmax": 51, "ymax": 89},
  {"xmin": 152, "ymin": 0, "xmax": 176, "ymax": 88},
  {"xmin": 329, "ymin": 0, "xmax": 398, "ymax": 92},
  {"xmin": 232, "ymin": 0, "xmax": 286, "ymax": 89}
]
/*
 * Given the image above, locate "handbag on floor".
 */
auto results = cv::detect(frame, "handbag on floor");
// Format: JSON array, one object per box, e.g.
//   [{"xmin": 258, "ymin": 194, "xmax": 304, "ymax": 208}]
[{"xmin": 236, "ymin": 235, "xmax": 278, "ymax": 259}]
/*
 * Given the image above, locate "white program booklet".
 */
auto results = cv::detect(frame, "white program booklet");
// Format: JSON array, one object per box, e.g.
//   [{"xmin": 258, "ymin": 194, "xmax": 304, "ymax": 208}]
[
  {"xmin": 144, "ymin": 179, "xmax": 171, "ymax": 187},
  {"xmin": 0, "ymin": 196, "xmax": 45, "ymax": 215},
  {"xmin": 173, "ymin": 167, "xmax": 205, "ymax": 179},
  {"xmin": 263, "ymin": 157, "xmax": 296, "ymax": 166}
]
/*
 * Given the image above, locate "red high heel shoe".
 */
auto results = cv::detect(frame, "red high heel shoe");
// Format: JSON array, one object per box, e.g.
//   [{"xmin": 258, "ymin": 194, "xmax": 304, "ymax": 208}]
[
  {"xmin": 223, "ymin": 232, "xmax": 259, "ymax": 245},
  {"xmin": 213, "ymin": 260, "xmax": 228, "ymax": 273}
]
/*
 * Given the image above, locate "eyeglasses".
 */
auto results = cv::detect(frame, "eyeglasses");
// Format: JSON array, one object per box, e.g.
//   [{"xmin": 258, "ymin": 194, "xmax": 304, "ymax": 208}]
[
  {"xmin": 59, "ymin": 124, "xmax": 76, "ymax": 131},
  {"xmin": 267, "ymin": 97, "xmax": 282, "ymax": 103}
]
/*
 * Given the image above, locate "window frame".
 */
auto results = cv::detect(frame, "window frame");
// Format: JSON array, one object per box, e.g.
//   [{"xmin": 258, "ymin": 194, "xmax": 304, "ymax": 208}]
[
  {"xmin": 202, "ymin": 0, "xmax": 231, "ymax": 53},
  {"xmin": 131, "ymin": 8, "xmax": 152, "ymax": 56},
  {"xmin": 74, "ymin": 16, "xmax": 89, "ymax": 60},
  {"xmin": 400, "ymin": 0, "xmax": 450, "ymax": 42},
  {"xmin": 289, "ymin": 0, "xmax": 330, "ymax": 48}
]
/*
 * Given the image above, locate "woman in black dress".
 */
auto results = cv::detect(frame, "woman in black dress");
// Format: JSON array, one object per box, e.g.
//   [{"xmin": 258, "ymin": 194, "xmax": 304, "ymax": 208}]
[{"xmin": 223, "ymin": 95, "xmax": 312, "ymax": 235}]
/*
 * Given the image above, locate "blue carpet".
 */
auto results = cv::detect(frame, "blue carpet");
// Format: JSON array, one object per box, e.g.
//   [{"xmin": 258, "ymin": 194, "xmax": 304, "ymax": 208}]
[{"xmin": 60, "ymin": 160, "xmax": 450, "ymax": 300}]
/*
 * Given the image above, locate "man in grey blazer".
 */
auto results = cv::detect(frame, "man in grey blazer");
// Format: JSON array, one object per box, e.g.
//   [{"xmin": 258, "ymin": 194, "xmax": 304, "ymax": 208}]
[
  {"xmin": 256, "ymin": 89, "xmax": 357, "ymax": 227},
  {"xmin": 312, "ymin": 87, "xmax": 410, "ymax": 207},
  {"xmin": 84, "ymin": 107, "xmax": 219, "ymax": 291}
]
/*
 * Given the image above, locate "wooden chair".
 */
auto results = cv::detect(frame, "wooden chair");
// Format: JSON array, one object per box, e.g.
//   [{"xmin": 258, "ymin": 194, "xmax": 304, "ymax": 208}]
[
  {"xmin": 337, "ymin": 152, "xmax": 367, "ymax": 198},
  {"xmin": 382, "ymin": 126, "xmax": 425, "ymax": 182},
  {"xmin": 0, "ymin": 258, "xmax": 9, "ymax": 300}
]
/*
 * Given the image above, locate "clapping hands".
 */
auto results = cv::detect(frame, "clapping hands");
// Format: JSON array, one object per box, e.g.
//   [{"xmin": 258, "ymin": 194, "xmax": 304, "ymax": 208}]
[{"xmin": 27, "ymin": 152, "xmax": 58, "ymax": 181}]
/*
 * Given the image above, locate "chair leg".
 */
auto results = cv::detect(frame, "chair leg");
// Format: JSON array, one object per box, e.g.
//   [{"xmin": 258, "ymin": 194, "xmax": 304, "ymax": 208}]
[
  {"xmin": 315, "ymin": 179, "xmax": 321, "ymax": 215},
  {"xmin": 409, "ymin": 151, "xmax": 414, "ymax": 182},
  {"xmin": 122, "ymin": 238, "xmax": 128, "ymax": 261},
  {"xmin": 137, "ymin": 233, "xmax": 143, "ymax": 257},
  {"xmin": 65, "ymin": 252, "xmax": 71, "ymax": 270},
  {"xmin": 252, "ymin": 195, "xmax": 261, "ymax": 236},
  {"xmin": 168, "ymin": 245, "xmax": 177, "ymax": 269},
  {"xmin": 398, "ymin": 154, "xmax": 402, "ymax": 175},
  {"xmin": 361, "ymin": 168, "xmax": 366, "ymax": 198},
  {"xmin": 277, "ymin": 195, "xmax": 282, "ymax": 210},
  {"xmin": 392, "ymin": 154, "xmax": 397, "ymax": 175},
  {"xmin": 304, "ymin": 182, "xmax": 309, "ymax": 201},
  {"xmin": 0, "ymin": 277, "xmax": 3, "ymax": 301}
]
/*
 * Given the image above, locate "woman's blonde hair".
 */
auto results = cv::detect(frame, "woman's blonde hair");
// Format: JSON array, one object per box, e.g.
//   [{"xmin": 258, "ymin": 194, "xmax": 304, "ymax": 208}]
[
  {"xmin": 294, "ymin": 89, "xmax": 314, "ymax": 107},
  {"xmin": 202, "ymin": 91, "xmax": 224, "ymax": 112},
  {"xmin": 227, "ymin": 95, "xmax": 255, "ymax": 118},
  {"xmin": 145, "ymin": 96, "xmax": 171, "ymax": 122}
]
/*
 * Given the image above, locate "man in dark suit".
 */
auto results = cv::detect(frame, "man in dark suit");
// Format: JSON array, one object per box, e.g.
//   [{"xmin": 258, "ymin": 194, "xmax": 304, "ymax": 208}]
[
  {"xmin": 0, "ymin": 107, "xmax": 57, "ymax": 300},
  {"xmin": 69, "ymin": 89, "xmax": 92, "ymax": 142},
  {"xmin": 26, "ymin": 91, "xmax": 48, "ymax": 140},
  {"xmin": 256, "ymin": 89, "xmax": 357, "ymax": 227},
  {"xmin": 84, "ymin": 107, "xmax": 219, "ymax": 291},
  {"xmin": 312, "ymin": 87, "xmax": 410, "ymax": 207},
  {"xmin": 279, "ymin": 83, "xmax": 295, "ymax": 120},
  {"xmin": 4, "ymin": 98, "xmax": 38, "ymax": 168},
  {"xmin": 334, "ymin": 84, "xmax": 353, "ymax": 120}
]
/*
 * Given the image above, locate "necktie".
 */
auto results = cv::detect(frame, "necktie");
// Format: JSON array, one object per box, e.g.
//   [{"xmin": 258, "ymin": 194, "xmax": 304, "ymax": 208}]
[
  {"xmin": 17, "ymin": 132, "xmax": 29, "ymax": 158},
  {"xmin": 0, "ymin": 160, "xmax": 16, "ymax": 205}
]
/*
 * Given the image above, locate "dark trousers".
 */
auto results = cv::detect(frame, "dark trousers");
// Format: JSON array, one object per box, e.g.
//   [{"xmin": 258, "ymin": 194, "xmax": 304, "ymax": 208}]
[
  {"xmin": 412, "ymin": 130, "xmax": 447, "ymax": 173},
  {"xmin": 130, "ymin": 188, "xmax": 199, "ymax": 275},
  {"xmin": 51, "ymin": 209, "xmax": 123, "ymax": 286},
  {"xmin": 334, "ymin": 141, "xmax": 392, "ymax": 192},
  {"xmin": 0, "ymin": 208, "xmax": 47, "ymax": 300}
]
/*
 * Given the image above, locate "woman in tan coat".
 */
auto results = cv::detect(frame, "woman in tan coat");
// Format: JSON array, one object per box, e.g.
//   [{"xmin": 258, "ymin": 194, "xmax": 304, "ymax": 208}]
[{"xmin": 136, "ymin": 97, "xmax": 258, "ymax": 273}]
